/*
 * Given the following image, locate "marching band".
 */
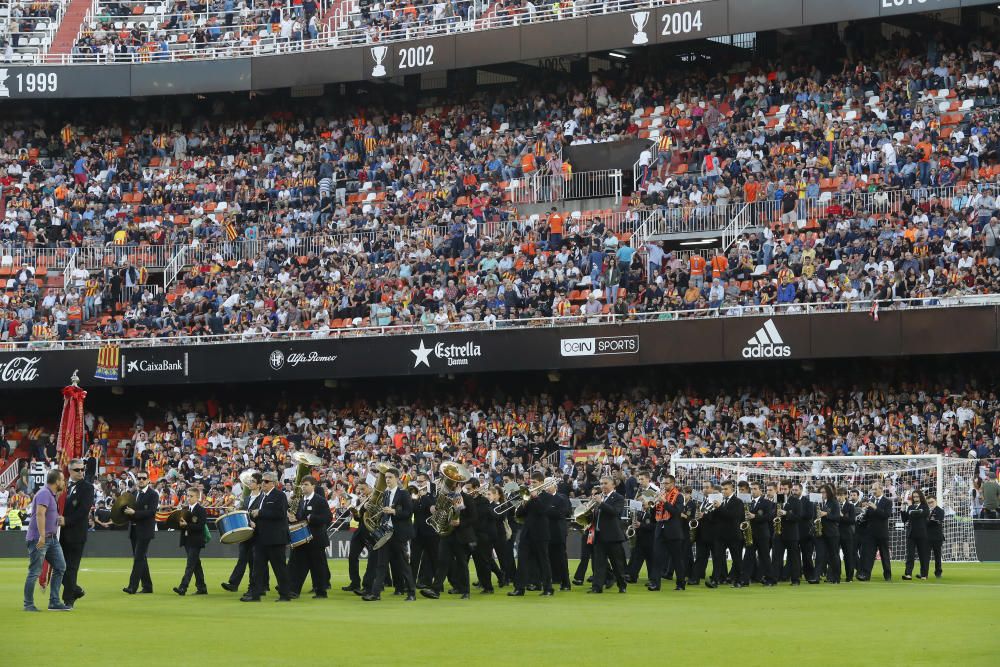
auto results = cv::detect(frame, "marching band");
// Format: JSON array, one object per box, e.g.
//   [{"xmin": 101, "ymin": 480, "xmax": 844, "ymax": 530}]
[{"xmin": 104, "ymin": 460, "xmax": 948, "ymax": 603}]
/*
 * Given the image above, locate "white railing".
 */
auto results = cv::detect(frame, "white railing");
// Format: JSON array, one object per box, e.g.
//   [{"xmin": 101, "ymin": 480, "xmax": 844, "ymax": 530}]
[
  {"xmin": 162, "ymin": 244, "xmax": 188, "ymax": 290},
  {"xmin": 721, "ymin": 201, "xmax": 751, "ymax": 251},
  {"xmin": 508, "ymin": 168, "xmax": 623, "ymax": 204},
  {"xmin": 633, "ymin": 139, "xmax": 658, "ymax": 192},
  {"xmin": 62, "ymin": 251, "xmax": 76, "ymax": 292},
  {"xmin": 3, "ymin": 294, "xmax": 998, "ymax": 352},
  {"xmin": 9, "ymin": 0, "xmax": 713, "ymax": 64}
]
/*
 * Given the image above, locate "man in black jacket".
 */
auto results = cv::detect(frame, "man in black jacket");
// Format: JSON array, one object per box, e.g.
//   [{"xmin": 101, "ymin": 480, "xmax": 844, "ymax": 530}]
[
  {"xmin": 625, "ymin": 470, "xmax": 656, "ymax": 584},
  {"xmin": 771, "ymin": 481, "xmax": 802, "ymax": 585},
  {"xmin": 289, "ymin": 477, "xmax": 332, "ymax": 598},
  {"xmin": 689, "ymin": 481, "xmax": 717, "ymax": 585},
  {"xmin": 546, "ymin": 481, "xmax": 571, "ymax": 591},
  {"xmin": 242, "ymin": 472, "xmax": 292, "ymax": 601},
  {"xmin": 741, "ymin": 482, "xmax": 774, "ymax": 586},
  {"xmin": 60, "ymin": 459, "xmax": 94, "ymax": 608},
  {"xmin": 173, "ymin": 487, "xmax": 208, "ymax": 595},
  {"xmin": 123, "ymin": 471, "xmax": 158, "ymax": 594},
  {"xmin": 409, "ymin": 474, "xmax": 438, "ymax": 589},
  {"xmin": 795, "ymin": 483, "xmax": 815, "ymax": 581},
  {"xmin": 510, "ymin": 472, "xmax": 554, "ymax": 596},
  {"xmin": 223, "ymin": 472, "xmax": 267, "ymax": 594},
  {"xmin": 837, "ymin": 488, "xmax": 857, "ymax": 582},
  {"xmin": 342, "ymin": 482, "xmax": 371, "ymax": 594},
  {"xmin": 421, "ymin": 485, "xmax": 478, "ymax": 600},
  {"xmin": 468, "ymin": 479, "xmax": 497, "ymax": 594},
  {"xmin": 710, "ymin": 480, "xmax": 745, "ymax": 588},
  {"xmin": 588, "ymin": 476, "xmax": 627, "ymax": 594},
  {"xmin": 858, "ymin": 483, "xmax": 893, "ymax": 582},
  {"xmin": 365, "ymin": 468, "xmax": 416, "ymax": 601},
  {"xmin": 647, "ymin": 475, "xmax": 686, "ymax": 591},
  {"xmin": 927, "ymin": 496, "xmax": 945, "ymax": 578}
]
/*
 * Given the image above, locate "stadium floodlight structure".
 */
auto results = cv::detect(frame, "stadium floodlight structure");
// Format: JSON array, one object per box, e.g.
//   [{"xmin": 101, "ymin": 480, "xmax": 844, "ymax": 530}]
[{"xmin": 670, "ymin": 455, "xmax": 978, "ymax": 562}]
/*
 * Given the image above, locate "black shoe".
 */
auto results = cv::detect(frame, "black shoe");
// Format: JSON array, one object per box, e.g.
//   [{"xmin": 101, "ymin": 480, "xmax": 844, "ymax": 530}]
[
  {"xmin": 559, "ymin": 585, "xmax": 572, "ymax": 591},
  {"xmin": 342, "ymin": 584, "xmax": 360, "ymax": 592},
  {"xmin": 731, "ymin": 582, "xmax": 744, "ymax": 588},
  {"xmin": 139, "ymin": 589, "xmax": 153, "ymax": 594},
  {"xmin": 480, "ymin": 588, "xmax": 495, "ymax": 594},
  {"xmin": 393, "ymin": 590, "xmax": 405, "ymax": 596},
  {"xmin": 790, "ymin": 581, "xmax": 800, "ymax": 586},
  {"xmin": 461, "ymin": 593, "xmax": 470, "ymax": 599},
  {"xmin": 447, "ymin": 588, "xmax": 460, "ymax": 595},
  {"xmin": 828, "ymin": 580, "xmax": 840, "ymax": 584},
  {"xmin": 122, "ymin": 587, "xmax": 137, "ymax": 595},
  {"xmin": 624, "ymin": 576, "xmax": 638, "ymax": 584},
  {"xmin": 240, "ymin": 594, "xmax": 260, "ymax": 602},
  {"xmin": 687, "ymin": 578, "xmax": 699, "ymax": 586},
  {"xmin": 507, "ymin": 589, "xmax": 525, "ymax": 597},
  {"xmin": 586, "ymin": 576, "xmax": 593, "ymax": 583},
  {"xmin": 352, "ymin": 589, "xmax": 365, "ymax": 597},
  {"xmin": 173, "ymin": 587, "xmax": 187, "ymax": 596},
  {"xmin": 935, "ymin": 573, "xmax": 942, "ymax": 579},
  {"xmin": 406, "ymin": 593, "xmax": 416, "ymax": 601},
  {"xmin": 275, "ymin": 596, "xmax": 292, "ymax": 602},
  {"xmin": 674, "ymin": 585, "xmax": 686, "ymax": 591},
  {"xmin": 312, "ymin": 593, "xmax": 328, "ymax": 599},
  {"xmin": 586, "ymin": 589, "xmax": 602, "ymax": 594},
  {"xmin": 704, "ymin": 580, "xmax": 718, "ymax": 589},
  {"xmin": 221, "ymin": 583, "xmax": 238, "ymax": 592},
  {"xmin": 901, "ymin": 574, "xmax": 913, "ymax": 580},
  {"xmin": 74, "ymin": 588, "xmax": 85, "ymax": 600},
  {"xmin": 917, "ymin": 576, "xmax": 927, "ymax": 580},
  {"xmin": 762, "ymin": 582, "xmax": 776, "ymax": 587},
  {"xmin": 572, "ymin": 579, "xmax": 584, "ymax": 586},
  {"xmin": 420, "ymin": 589, "xmax": 440, "ymax": 600},
  {"xmin": 807, "ymin": 579, "xmax": 820, "ymax": 585},
  {"xmin": 540, "ymin": 590, "xmax": 554, "ymax": 596},
  {"xmin": 194, "ymin": 589, "xmax": 208, "ymax": 595},
  {"xmin": 362, "ymin": 593, "xmax": 381, "ymax": 601},
  {"xmin": 618, "ymin": 587, "xmax": 627, "ymax": 594},
  {"xmin": 646, "ymin": 584, "xmax": 661, "ymax": 591},
  {"xmin": 289, "ymin": 592, "xmax": 300, "ymax": 600},
  {"xmin": 526, "ymin": 584, "xmax": 539, "ymax": 591}
]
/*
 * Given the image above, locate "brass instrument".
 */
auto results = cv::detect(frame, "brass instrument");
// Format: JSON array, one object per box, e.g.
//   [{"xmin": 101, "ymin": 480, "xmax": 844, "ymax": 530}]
[
  {"xmin": 493, "ymin": 477, "xmax": 559, "ymax": 516},
  {"xmin": 814, "ymin": 502, "xmax": 824, "ymax": 537},
  {"xmin": 363, "ymin": 463, "xmax": 391, "ymax": 533},
  {"xmin": 427, "ymin": 461, "xmax": 472, "ymax": 536},
  {"xmin": 773, "ymin": 496, "xmax": 783, "ymax": 536},
  {"xmin": 288, "ymin": 452, "xmax": 323, "ymax": 516},
  {"xmin": 239, "ymin": 468, "xmax": 258, "ymax": 504},
  {"xmin": 625, "ymin": 489, "xmax": 659, "ymax": 539},
  {"xmin": 572, "ymin": 493, "xmax": 603, "ymax": 531},
  {"xmin": 740, "ymin": 515, "xmax": 753, "ymax": 546}
]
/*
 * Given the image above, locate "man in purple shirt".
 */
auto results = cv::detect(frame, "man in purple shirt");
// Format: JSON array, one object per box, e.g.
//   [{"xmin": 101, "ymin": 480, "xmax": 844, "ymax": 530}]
[{"xmin": 23, "ymin": 470, "xmax": 71, "ymax": 612}]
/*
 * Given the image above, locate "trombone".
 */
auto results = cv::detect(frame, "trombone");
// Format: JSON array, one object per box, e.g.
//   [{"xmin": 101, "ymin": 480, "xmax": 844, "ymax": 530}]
[{"xmin": 493, "ymin": 477, "xmax": 558, "ymax": 515}]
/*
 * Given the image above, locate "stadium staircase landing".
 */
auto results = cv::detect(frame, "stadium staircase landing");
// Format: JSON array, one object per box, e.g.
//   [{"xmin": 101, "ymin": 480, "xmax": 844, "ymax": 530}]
[{"xmin": 48, "ymin": 0, "xmax": 91, "ymax": 57}]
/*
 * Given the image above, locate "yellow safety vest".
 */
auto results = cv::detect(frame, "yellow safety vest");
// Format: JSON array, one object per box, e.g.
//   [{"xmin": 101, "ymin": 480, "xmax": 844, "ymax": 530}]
[{"xmin": 7, "ymin": 508, "xmax": 23, "ymax": 530}]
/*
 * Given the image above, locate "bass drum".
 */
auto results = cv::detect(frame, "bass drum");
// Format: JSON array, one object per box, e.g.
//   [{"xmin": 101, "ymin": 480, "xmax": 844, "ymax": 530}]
[
  {"xmin": 288, "ymin": 521, "xmax": 313, "ymax": 549},
  {"xmin": 366, "ymin": 523, "xmax": 393, "ymax": 551},
  {"xmin": 216, "ymin": 510, "xmax": 254, "ymax": 544}
]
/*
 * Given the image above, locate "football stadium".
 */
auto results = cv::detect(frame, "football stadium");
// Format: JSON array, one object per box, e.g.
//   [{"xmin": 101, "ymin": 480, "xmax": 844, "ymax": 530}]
[{"xmin": 2, "ymin": 0, "xmax": 1000, "ymax": 664}]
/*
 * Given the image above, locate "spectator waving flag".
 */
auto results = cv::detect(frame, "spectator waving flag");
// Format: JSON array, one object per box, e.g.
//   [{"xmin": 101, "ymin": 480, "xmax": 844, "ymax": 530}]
[{"xmin": 869, "ymin": 300, "xmax": 879, "ymax": 322}]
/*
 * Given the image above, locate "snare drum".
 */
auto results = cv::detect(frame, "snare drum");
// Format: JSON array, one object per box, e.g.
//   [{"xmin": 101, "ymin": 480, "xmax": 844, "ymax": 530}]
[
  {"xmin": 289, "ymin": 521, "xmax": 313, "ymax": 549},
  {"xmin": 216, "ymin": 510, "xmax": 254, "ymax": 545},
  {"xmin": 366, "ymin": 522, "xmax": 394, "ymax": 551}
]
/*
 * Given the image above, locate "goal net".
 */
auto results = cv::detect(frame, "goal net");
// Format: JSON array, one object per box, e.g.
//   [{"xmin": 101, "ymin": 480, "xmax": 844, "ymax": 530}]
[{"xmin": 670, "ymin": 455, "xmax": 978, "ymax": 563}]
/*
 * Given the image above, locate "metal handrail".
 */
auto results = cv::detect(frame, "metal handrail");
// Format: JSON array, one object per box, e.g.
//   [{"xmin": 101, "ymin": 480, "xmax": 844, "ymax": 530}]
[
  {"xmin": 8, "ymin": 0, "xmax": 711, "ymax": 65},
  {"xmin": 3, "ymin": 294, "xmax": 998, "ymax": 352}
]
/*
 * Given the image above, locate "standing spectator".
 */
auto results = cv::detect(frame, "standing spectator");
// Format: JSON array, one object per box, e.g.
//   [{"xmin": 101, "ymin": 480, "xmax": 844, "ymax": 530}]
[
  {"xmin": 23, "ymin": 470, "xmax": 71, "ymax": 612},
  {"xmin": 981, "ymin": 477, "xmax": 1000, "ymax": 519}
]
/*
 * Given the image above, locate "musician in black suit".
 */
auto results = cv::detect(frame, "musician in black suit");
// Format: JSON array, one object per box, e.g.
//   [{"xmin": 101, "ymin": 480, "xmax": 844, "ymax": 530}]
[
  {"xmin": 741, "ymin": 482, "xmax": 774, "ymax": 586},
  {"xmin": 123, "ymin": 471, "xmax": 158, "ymax": 594},
  {"xmin": 223, "ymin": 472, "xmax": 268, "ymax": 594},
  {"xmin": 421, "ymin": 485, "xmax": 478, "ymax": 600},
  {"xmin": 673, "ymin": 489, "xmax": 697, "ymax": 581},
  {"xmin": 546, "ymin": 481, "xmax": 572, "ymax": 591},
  {"xmin": 858, "ymin": 483, "xmax": 893, "ymax": 582},
  {"xmin": 850, "ymin": 489, "xmax": 867, "ymax": 571},
  {"xmin": 494, "ymin": 488, "xmax": 516, "ymax": 587},
  {"xmin": 837, "ymin": 488, "xmax": 857, "ymax": 582},
  {"xmin": 771, "ymin": 481, "xmax": 802, "ymax": 585},
  {"xmin": 343, "ymin": 482, "xmax": 371, "ymax": 594},
  {"xmin": 173, "ymin": 487, "xmax": 208, "ymax": 595},
  {"xmin": 466, "ymin": 479, "xmax": 497, "ymax": 594},
  {"xmin": 648, "ymin": 475, "xmax": 686, "ymax": 591},
  {"xmin": 242, "ymin": 472, "xmax": 292, "ymax": 601},
  {"xmin": 902, "ymin": 488, "xmax": 930, "ymax": 580},
  {"xmin": 289, "ymin": 477, "xmax": 332, "ymax": 598},
  {"xmin": 588, "ymin": 476, "xmax": 627, "ymax": 594},
  {"xmin": 625, "ymin": 471, "xmax": 657, "ymax": 585},
  {"xmin": 510, "ymin": 472, "xmax": 554, "ymax": 596},
  {"xmin": 409, "ymin": 475, "xmax": 438, "ymax": 589},
  {"xmin": 927, "ymin": 496, "xmax": 945, "ymax": 578},
  {"xmin": 811, "ymin": 484, "xmax": 841, "ymax": 584},
  {"xmin": 60, "ymin": 459, "xmax": 94, "ymax": 608},
  {"xmin": 794, "ymin": 483, "xmax": 815, "ymax": 581},
  {"xmin": 709, "ymin": 480, "xmax": 745, "ymax": 588},
  {"xmin": 365, "ymin": 468, "xmax": 416, "ymax": 601},
  {"xmin": 689, "ymin": 481, "xmax": 717, "ymax": 585}
]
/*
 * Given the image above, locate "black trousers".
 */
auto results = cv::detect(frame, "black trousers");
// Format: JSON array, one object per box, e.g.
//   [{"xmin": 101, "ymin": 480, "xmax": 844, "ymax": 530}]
[
  {"xmin": 128, "ymin": 535, "xmax": 153, "ymax": 592},
  {"xmin": 228, "ymin": 539, "xmax": 267, "ymax": 590},
  {"xmin": 179, "ymin": 545, "xmax": 206, "ymax": 591},
  {"xmin": 930, "ymin": 539, "xmax": 943, "ymax": 576},
  {"xmin": 813, "ymin": 534, "xmax": 841, "ymax": 582},
  {"xmin": 498, "ymin": 535, "xmax": 516, "ymax": 583},
  {"xmin": 712, "ymin": 539, "xmax": 742, "ymax": 583},
  {"xmin": 905, "ymin": 536, "xmax": 930, "ymax": 578},
  {"xmin": 431, "ymin": 536, "xmax": 472, "ymax": 594},
  {"xmin": 591, "ymin": 540, "xmax": 626, "ymax": 591},
  {"xmin": 252, "ymin": 543, "xmax": 289, "ymax": 598},
  {"xmin": 650, "ymin": 533, "xmax": 685, "ymax": 587},
  {"xmin": 471, "ymin": 535, "xmax": 496, "ymax": 591},
  {"xmin": 772, "ymin": 538, "xmax": 801, "ymax": 583},
  {"xmin": 60, "ymin": 539, "xmax": 85, "ymax": 605},
  {"xmin": 742, "ymin": 537, "xmax": 771, "ymax": 584},
  {"xmin": 290, "ymin": 541, "xmax": 328, "ymax": 595},
  {"xmin": 839, "ymin": 533, "xmax": 855, "ymax": 581},
  {"xmin": 692, "ymin": 536, "xmax": 713, "ymax": 581},
  {"xmin": 861, "ymin": 534, "xmax": 892, "ymax": 580},
  {"xmin": 626, "ymin": 533, "xmax": 654, "ymax": 581},
  {"xmin": 372, "ymin": 538, "xmax": 415, "ymax": 594},
  {"xmin": 347, "ymin": 529, "xmax": 367, "ymax": 588},
  {"xmin": 516, "ymin": 538, "xmax": 552, "ymax": 592},
  {"xmin": 410, "ymin": 532, "xmax": 439, "ymax": 586},
  {"xmin": 799, "ymin": 536, "xmax": 815, "ymax": 580},
  {"xmin": 548, "ymin": 540, "xmax": 570, "ymax": 588},
  {"xmin": 573, "ymin": 532, "xmax": 592, "ymax": 582}
]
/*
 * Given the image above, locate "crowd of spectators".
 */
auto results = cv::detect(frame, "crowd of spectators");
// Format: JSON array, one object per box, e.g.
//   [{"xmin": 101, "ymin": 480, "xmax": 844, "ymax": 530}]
[{"xmin": 2, "ymin": 363, "xmax": 1000, "ymax": 526}]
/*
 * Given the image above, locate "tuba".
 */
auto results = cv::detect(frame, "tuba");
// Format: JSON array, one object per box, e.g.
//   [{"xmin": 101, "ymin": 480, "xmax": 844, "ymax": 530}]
[
  {"xmin": 427, "ymin": 461, "xmax": 472, "ymax": 536},
  {"xmin": 572, "ymin": 496, "xmax": 600, "ymax": 531},
  {"xmin": 288, "ymin": 452, "xmax": 323, "ymax": 516}
]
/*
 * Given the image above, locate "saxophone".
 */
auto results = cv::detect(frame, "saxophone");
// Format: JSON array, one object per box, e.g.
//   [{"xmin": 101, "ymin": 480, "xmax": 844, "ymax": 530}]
[
  {"xmin": 814, "ymin": 501, "xmax": 824, "ymax": 537},
  {"xmin": 773, "ymin": 498, "xmax": 783, "ymax": 536},
  {"xmin": 741, "ymin": 507, "xmax": 754, "ymax": 546}
]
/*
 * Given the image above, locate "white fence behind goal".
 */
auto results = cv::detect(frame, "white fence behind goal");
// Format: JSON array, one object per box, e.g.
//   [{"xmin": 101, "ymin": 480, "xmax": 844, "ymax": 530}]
[{"xmin": 670, "ymin": 456, "xmax": 978, "ymax": 563}]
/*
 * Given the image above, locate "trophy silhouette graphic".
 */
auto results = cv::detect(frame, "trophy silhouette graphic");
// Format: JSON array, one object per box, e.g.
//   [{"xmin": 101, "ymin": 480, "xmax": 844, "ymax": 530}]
[
  {"xmin": 371, "ymin": 45, "xmax": 388, "ymax": 77},
  {"xmin": 630, "ymin": 11, "xmax": 649, "ymax": 45}
]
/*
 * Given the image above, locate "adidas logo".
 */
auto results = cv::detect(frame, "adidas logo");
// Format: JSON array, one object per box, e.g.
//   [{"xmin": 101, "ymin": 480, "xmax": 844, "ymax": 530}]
[{"xmin": 741, "ymin": 319, "xmax": 792, "ymax": 359}]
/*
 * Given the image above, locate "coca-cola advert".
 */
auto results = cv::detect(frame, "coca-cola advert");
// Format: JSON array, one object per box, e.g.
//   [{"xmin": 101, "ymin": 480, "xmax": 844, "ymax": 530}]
[{"xmin": 0, "ymin": 356, "xmax": 41, "ymax": 383}]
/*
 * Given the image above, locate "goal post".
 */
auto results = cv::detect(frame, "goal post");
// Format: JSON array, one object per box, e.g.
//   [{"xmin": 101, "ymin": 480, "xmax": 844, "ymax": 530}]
[{"xmin": 669, "ymin": 455, "xmax": 978, "ymax": 563}]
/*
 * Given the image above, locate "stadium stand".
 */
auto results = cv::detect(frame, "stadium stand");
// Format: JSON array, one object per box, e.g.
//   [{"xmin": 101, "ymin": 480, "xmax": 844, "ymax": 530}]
[{"xmin": 0, "ymin": 0, "xmax": 67, "ymax": 62}]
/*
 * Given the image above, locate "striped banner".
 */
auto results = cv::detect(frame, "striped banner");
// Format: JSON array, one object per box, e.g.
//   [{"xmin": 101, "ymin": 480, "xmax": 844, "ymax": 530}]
[{"xmin": 0, "ymin": 459, "xmax": 19, "ymax": 489}]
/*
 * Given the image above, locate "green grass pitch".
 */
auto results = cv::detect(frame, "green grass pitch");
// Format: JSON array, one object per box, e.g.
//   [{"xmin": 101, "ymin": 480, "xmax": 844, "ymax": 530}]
[{"xmin": 3, "ymin": 558, "xmax": 998, "ymax": 666}]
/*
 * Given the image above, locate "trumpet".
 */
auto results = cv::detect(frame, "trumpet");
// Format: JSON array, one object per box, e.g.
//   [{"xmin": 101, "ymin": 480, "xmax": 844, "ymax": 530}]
[{"xmin": 493, "ymin": 477, "xmax": 558, "ymax": 515}]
